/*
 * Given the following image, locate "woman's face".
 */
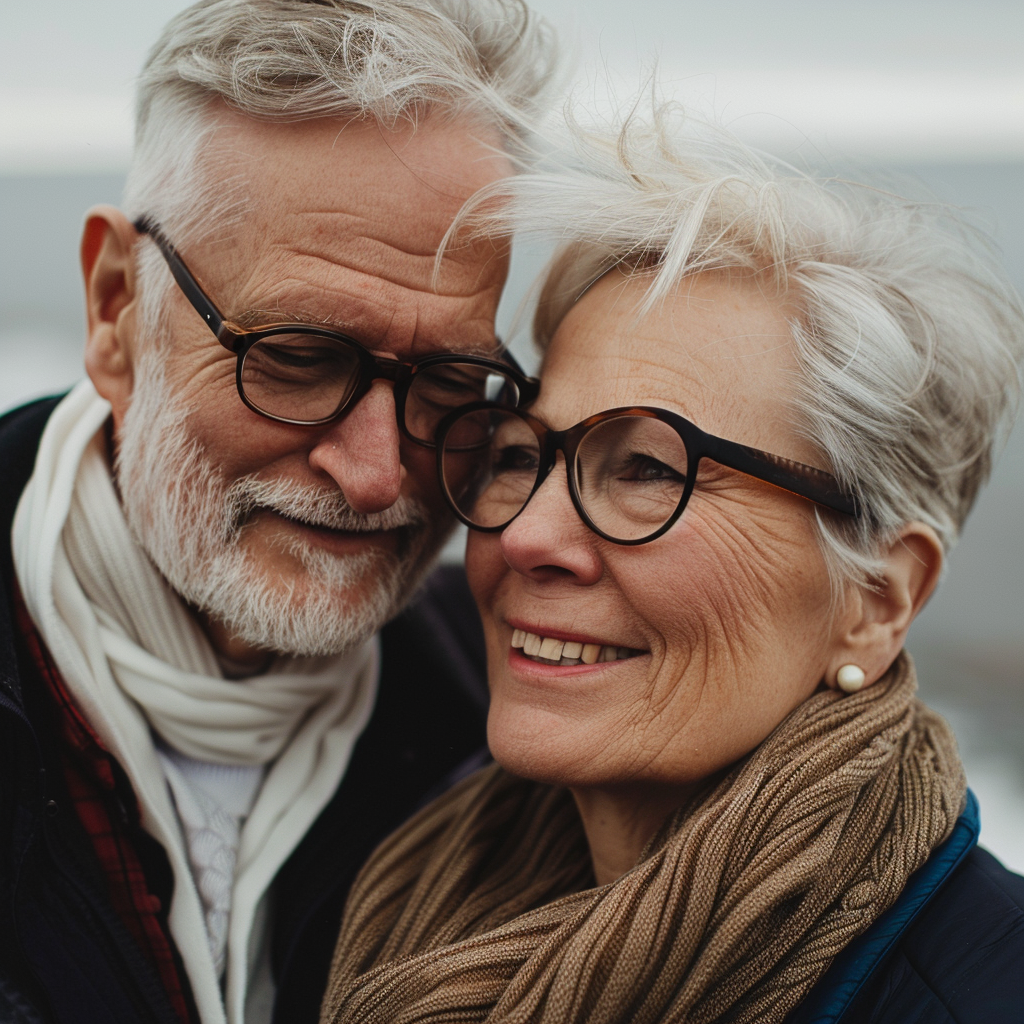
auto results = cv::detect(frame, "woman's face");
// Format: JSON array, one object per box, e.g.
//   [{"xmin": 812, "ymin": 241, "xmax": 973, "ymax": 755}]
[{"xmin": 467, "ymin": 269, "xmax": 848, "ymax": 794}]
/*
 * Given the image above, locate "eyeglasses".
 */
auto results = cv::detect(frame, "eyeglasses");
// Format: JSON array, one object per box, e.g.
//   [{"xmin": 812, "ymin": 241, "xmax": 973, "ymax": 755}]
[
  {"xmin": 133, "ymin": 218, "xmax": 538, "ymax": 446},
  {"xmin": 436, "ymin": 402, "xmax": 861, "ymax": 545}
]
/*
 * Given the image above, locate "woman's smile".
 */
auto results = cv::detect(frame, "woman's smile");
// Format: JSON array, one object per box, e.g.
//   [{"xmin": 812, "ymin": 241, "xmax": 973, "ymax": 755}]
[
  {"xmin": 510, "ymin": 625, "xmax": 647, "ymax": 667},
  {"xmin": 469, "ymin": 268, "xmax": 837, "ymax": 794}
]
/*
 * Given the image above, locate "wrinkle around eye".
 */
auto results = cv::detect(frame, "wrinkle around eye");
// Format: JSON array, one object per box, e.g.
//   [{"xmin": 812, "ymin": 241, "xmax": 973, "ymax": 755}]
[{"xmin": 685, "ymin": 500, "xmax": 815, "ymax": 623}]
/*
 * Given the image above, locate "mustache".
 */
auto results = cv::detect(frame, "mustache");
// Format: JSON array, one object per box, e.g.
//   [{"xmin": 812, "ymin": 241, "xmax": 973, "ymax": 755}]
[{"xmin": 223, "ymin": 476, "xmax": 429, "ymax": 535}]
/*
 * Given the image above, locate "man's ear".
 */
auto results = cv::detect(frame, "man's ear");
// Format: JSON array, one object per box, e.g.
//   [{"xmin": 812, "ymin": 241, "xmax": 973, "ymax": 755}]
[
  {"xmin": 82, "ymin": 206, "xmax": 140, "ymax": 430},
  {"xmin": 827, "ymin": 523, "xmax": 944, "ymax": 689}
]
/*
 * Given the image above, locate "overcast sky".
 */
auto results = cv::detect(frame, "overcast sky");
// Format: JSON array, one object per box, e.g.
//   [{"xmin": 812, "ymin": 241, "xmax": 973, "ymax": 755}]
[{"xmin": 2, "ymin": 0, "xmax": 1022, "ymax": 171}]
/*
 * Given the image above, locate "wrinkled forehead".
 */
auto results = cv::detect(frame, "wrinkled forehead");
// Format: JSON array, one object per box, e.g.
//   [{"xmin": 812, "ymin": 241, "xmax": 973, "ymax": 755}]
[
  {"xmin": 537, "ymin": 269, "xmax": 817, "ymax": 464},
  {"xmin": 200, "ymin": 106, "xmax": 511, "ymax": 257},
  {"xmin": 166, "ymin": 107, "xmax": 513, "ymax": 358}
]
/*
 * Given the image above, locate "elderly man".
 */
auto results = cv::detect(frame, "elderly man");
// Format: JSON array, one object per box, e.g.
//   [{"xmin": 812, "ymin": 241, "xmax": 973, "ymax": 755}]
[{"xmin": 0, "ymin": 3, "xmax": 554, "ymax": 1024}]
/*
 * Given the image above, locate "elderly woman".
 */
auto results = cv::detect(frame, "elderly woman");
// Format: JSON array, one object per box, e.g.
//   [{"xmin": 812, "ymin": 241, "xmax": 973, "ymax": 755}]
[{"xmin": 320, "ymin": 112, "xmax": 1024, "ymax": 1023}]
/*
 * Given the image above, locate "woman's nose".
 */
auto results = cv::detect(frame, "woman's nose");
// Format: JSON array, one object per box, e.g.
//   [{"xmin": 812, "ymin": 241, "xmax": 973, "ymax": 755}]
[
  {"xmin": 499, "ymin": 457, "xmax": 604, "ymax": 584},
  {"xmin": 307, "ymin": 381, "xmax": 405, "ymax": 513}
]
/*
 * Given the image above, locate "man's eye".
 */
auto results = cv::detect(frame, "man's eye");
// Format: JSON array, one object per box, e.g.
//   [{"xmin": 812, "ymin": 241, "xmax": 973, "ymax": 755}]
[
  {"xmin": 413, "ymin": 366, "xmax": 514, "ymax": 405},
  {"xmin": 259, "ymin": 342, "xmax": 340, "ymax": 369},
  {"xmin": 244, "ymin": 336, "xmax": 361, "ymax": 395},
  {"xmin": 418, "ymin": 366, "xmax": 481, "ymax": 391}
]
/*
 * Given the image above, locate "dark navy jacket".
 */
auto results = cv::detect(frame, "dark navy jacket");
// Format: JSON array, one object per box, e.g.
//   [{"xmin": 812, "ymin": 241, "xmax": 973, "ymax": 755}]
[
  {"xmin": 0, "ymin": 397, "xmax": 489, "ymax": 1024},
  {"xmin": 791, "ymin": 790, "xmax": 1024, "ymax": 1022}
]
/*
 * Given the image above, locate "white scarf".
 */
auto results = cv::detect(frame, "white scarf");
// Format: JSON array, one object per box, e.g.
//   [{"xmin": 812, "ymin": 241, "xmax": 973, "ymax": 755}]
[{"xmin": 12, "ymin": 381, "xmax": 379, "ymax": 1024}]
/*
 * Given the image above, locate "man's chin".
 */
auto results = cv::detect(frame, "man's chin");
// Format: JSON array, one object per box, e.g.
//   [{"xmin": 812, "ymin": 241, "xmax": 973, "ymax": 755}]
[
  {"xmin": 205, "ymin": 572, "xmax": 400, "ymax": 659},
  {"xmin": 197, "ymin": 538, "xmax": 440, "ymax": 660}
]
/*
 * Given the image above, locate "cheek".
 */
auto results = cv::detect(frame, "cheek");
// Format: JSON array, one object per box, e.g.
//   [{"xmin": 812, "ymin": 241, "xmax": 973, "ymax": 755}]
[
  {"xmin": 159, "ymin": 347, "xmax": 253, "ymax": 463},
  {"xmin": 398, "ymin": 442, "xmax": 448, "ymax": 509},
  {"xmin": 465, "ymin": 531, "xmax": 513, "ymax": 690},
  {"xmin": 614, "ymin": 510, "xmax": 834, "ymax": 774},
  {"xmin": 671, "ymin": 497, "xmax": 831, "ymax": 640},
  {"xmin": 465, "ymin": 530, "xmax": 506, "ymax": 614},
  {"xmin": 184, "ymin": 406, "xmax": 286, "ymax": 480}
]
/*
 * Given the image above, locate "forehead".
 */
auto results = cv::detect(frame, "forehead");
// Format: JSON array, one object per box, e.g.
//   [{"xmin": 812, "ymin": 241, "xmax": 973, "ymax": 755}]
[
  {"xmin": 539, "ymin": 269, "xmax": 815, "ymax": 462},
  {"xmin": 184, "ymin": 108, "xmax": 512, "ymax": 357}
]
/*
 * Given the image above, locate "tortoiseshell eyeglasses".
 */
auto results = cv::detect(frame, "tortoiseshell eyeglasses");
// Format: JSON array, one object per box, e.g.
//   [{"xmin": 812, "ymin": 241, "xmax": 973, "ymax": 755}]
[
  {"xmin": 134, "ymin": 217, "xmax": 538, "ymax": 446},
  {"xmin": 436, "ymin": 402, "xmax": 861, "ymax": 545}
]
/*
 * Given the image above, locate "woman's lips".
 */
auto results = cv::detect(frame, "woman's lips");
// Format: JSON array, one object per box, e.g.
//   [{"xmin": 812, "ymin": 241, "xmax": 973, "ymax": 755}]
[{"xmin": 510, "ymin": 627, "xmax": 646, "ymax": 667}]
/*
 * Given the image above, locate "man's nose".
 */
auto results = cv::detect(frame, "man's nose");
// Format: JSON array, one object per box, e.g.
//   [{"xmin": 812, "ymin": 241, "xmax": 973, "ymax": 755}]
[{"xmin": 307, "ymin": 381, "xmax": 405, "ymax": 513}]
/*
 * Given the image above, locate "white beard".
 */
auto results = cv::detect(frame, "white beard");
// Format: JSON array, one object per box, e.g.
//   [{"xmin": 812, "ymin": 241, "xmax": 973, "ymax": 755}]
[{"xmin": 115, "ymin": 350, "xmax": 442, "ymax": 657}]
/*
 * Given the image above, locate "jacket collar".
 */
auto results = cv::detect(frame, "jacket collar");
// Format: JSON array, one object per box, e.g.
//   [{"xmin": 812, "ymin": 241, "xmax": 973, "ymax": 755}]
[
  {"xmin": 790, "ymin": 789, "xmax": 980, "ymax": 1023},
  {"xmin": 1, "ymin": 397, "xmax": 63, "ymax": 722}
]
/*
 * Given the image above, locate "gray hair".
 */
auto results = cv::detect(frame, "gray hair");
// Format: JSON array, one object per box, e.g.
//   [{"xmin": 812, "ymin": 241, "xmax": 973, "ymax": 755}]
[
  {"xmin": 122, "ymin": 0, "xmax": 558, "ymax": 341},
  {"xmin": 458, "ymin": 105, "xmax": 1024, "ymax": 589}
]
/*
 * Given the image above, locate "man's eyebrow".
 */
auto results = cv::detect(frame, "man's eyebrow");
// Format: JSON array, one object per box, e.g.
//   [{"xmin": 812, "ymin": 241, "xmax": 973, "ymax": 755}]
[
  {"xmin": 229, "ymin": 308, "xmax": 505, "ymax": 359},
  {"xmin": 231, "ymin": 307, "xmax": 357, "ymax": 332}
]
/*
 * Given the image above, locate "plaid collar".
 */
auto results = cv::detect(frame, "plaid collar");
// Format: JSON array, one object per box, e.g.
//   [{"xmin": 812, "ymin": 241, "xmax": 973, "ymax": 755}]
[{"xmin": 14, "ymin": 583, "xmax": 196, "ymax": 1024}]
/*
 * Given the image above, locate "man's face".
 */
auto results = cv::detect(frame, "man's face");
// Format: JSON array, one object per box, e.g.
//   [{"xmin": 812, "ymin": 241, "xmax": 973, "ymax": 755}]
[{"xmin": 112, "ymin": 110, "xmax": 511, "ymax": 658}]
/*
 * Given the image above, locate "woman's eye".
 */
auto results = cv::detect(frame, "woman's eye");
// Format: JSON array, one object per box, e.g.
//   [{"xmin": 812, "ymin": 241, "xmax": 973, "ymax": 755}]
[
  {"xmin": 494, "ymin": 444, "xmax": 538, "ymax": 472},
  {"xmin": 620, "ymin": 453, "xmax": 685, "ymax": 483}
]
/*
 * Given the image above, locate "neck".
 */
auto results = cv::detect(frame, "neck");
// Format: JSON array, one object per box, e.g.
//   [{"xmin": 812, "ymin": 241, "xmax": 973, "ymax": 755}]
[
  {"xmin": 196, "ymin": 610, "xmax": 274, "ymax": 677},
  {"xmin": 571, "ymin": 783, "xmax": 697, "ymax": 886}
]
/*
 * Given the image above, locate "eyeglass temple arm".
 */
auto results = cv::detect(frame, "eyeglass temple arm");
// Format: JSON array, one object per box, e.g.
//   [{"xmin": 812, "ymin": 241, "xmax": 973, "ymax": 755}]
[
  {"xmin": 133, "ymin": 217, "xmax": 229, "ymax": 343},
  {"xmin": 704, "ymin": 435, "xmax": 861, "ymax": 518}
]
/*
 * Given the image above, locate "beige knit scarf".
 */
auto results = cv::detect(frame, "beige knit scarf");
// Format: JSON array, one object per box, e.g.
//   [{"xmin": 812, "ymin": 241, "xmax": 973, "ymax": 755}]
[{"xmin": 322, "ymin": 652, "xmax": 965, "ymax": 1024}]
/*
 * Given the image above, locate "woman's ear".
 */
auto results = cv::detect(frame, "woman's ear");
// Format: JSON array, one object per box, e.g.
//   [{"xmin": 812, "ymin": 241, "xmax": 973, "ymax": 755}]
[
  {"xmin": 82, "ymin": 206, "xmax": 140, "ymax": 429},
  {"xmin": 827, "ymin": 523, "xmax": 944, "ymax": 690}
]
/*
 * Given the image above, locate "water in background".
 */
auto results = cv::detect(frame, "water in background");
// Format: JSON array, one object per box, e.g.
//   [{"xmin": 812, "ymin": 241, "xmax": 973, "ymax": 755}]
[{"xmin": 2, "ymin": 168, "xmax": 1022, "ymax": 869}]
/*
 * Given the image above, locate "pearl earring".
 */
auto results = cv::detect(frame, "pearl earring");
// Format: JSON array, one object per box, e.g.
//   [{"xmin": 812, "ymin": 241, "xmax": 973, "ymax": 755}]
[{"xmin": 836, "ymin": 664, "xmax": 866, "ymax": 693}]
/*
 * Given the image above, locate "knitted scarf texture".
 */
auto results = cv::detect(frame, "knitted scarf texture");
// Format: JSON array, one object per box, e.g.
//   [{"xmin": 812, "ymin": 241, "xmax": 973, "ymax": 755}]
[{"xmin": 322, "ymin": 652, "xmax": 965, "ymax": 1024}]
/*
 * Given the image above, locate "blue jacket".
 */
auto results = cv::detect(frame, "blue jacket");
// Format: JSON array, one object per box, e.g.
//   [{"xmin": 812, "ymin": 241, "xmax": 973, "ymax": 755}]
[{"xmin": 790, "ymin": 790, "xmax": 1024, "ymax": 1022}]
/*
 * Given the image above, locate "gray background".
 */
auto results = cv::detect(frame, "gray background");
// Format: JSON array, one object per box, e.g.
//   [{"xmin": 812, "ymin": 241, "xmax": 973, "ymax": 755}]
[{"xmin": 2, "ymin": 1, "xmax": 1021, "ymax": 868}]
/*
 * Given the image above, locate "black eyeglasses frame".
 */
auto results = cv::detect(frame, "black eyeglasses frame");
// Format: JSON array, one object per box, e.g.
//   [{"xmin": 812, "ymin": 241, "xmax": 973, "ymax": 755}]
[
  {"xmin": 133, "ymin": 217, "xmax": 539, "ymax": 444},
  {"xmin": 437, "ymin": 401, "xmax": 861, "ymax": 546}
]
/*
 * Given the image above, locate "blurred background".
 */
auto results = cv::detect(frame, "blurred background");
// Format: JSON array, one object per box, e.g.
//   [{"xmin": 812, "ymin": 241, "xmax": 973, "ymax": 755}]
[{"xmin": 2, "ymin": 1, "xmax": 1021, "ymax": 867}]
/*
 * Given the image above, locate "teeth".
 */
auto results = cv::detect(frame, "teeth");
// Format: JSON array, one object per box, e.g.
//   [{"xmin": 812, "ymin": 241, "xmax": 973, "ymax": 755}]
[
  {"xmin": 538, "ymin": 637, "xmax": 564, "ymax": 660},
  {"xmin": 512, "ymin": 630, "xmax": 641, "ymax": 667}
]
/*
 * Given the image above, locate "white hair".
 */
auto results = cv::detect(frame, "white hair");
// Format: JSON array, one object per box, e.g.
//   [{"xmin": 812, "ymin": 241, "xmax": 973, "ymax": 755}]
[
  {"xmin": 122, "ymin": 0, "xmax": 558, "ymax": 341},
  {"xmin": 455, "ymin": 103, "xmax": 1024, "ymax": 589}
]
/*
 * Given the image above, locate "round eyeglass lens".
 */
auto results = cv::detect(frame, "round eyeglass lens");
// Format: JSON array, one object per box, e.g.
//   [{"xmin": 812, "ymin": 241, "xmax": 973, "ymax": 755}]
[
  {"xmin": 440, "ymin": 407, "xmax": 540, "ymax": 529},
  {"xmin": 405, "ymin": 362, "xmax": 521, "ymax": 444},
  {"xmin": 574, "ymin": 415, "xmax": 688, "ymax": 541},
  {"xmin": 240, "ymin": 334, "xmax": 363, "ymax": 423}
]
